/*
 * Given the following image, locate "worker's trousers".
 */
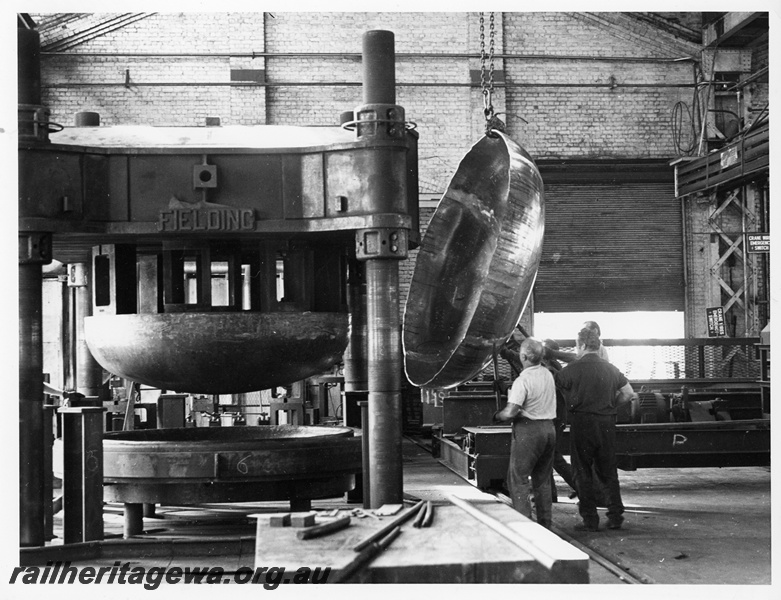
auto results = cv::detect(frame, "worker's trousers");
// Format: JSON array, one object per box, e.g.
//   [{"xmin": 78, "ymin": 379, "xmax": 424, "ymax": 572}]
[
  {"xmin": 569, "ymin": 413, "xmax": 625, "ymax": 526},
  {"xmin": 507, "ymin": 418, "xmax": 556, "ymax": 527}
]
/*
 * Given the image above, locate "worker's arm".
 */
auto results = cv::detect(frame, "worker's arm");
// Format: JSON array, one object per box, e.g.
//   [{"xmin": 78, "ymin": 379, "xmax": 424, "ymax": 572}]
[
  {"xmin": 493, "ymin": 401, "xmax": 521, "ymax": 423},
  {"xmin": 544, "ymin": 346, "xmax": 579, "ymax": 364},
  {"xmin": 616, "ymin": 382, "xmax": 635, "ymax": 405}
]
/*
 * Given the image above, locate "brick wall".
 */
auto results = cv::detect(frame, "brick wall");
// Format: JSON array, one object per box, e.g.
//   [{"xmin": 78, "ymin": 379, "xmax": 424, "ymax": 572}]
[
  {"xmin": 509, "ymin": 86, "xmax": 694, "ymax": 159},
  {"xmin": 40, "ymin": 13, "xmax": 267, "ymax": 126},
  {"xmin": 502, "ymin": 12, "xmax": 697, "ymax": 159},
  {"xmin": 37, "ymin": 11, "xmax": 703, "ymax": 173}
]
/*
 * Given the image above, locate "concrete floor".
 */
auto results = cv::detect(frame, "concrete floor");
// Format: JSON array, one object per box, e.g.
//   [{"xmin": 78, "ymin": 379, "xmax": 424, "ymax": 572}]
[
  {"xmin": 377, "ymin": 438, "xmax": 773, "ymax": 585},
  {"xmin": 554, "ymin": 464, "xmax": 772, "ymax": 585}
]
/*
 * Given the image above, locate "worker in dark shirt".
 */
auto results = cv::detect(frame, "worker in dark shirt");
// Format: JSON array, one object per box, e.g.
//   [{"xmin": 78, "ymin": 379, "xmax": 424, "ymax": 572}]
[{"xmin": 555, "ymin": 327, "xmax": 635, "ymax": 531}]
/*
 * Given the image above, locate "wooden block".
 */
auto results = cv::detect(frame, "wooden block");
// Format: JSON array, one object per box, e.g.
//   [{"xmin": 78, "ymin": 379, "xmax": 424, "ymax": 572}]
[
  {"xmin": 248, "ymin": 513, "xmax": 290, "ymax": 537},
  {"xmin": 270, "ymin": 514, "xmax": 292, "ymax": 527},
  {"xmin": 290, "ymin": 511, "xmax": 317, "ymax": 527}
]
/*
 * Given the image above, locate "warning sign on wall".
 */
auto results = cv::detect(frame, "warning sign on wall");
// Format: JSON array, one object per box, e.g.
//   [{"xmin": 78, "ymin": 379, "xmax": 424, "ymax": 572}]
[
  {"xmin": 706, "ymin": 307, "xmax": 726, "ymax": 337},
  {"xmin": 746, "ymin": 233, "xmax": 770, "ymax": 253}
]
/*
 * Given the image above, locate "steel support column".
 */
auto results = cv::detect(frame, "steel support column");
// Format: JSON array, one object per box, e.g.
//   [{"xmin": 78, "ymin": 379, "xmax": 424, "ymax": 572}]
[
  {"xmin": 18, "ymin": 26, "xmax": 51, "ymax": 547},
  {"xmin": 352, "ymin": 30, "xmax": 410, "ymax": 508},
  {"xmin": 19, "ymin": 263, "xmax": 45, "ymax": 546},
  {"xmin": 366, "ymin": 259, "xmax": 403, "ymax": 507},
  {"xmin": 58, "ymin": 406, "xmax": 105, "ymax": 543},
  {"xmin": 43, "ymin": 405, "xmax": 56, "ymax": 540},
  {"xmin": 69, "ymin": 263, "xmax": 105, "ymax": 399},
  {"xmin": 708, "ymin": 186, "xmax": 760, "ymax": 337},
  {"xmin": 19, "ymin": 232, "xmax": 51, "ymax": 547}
]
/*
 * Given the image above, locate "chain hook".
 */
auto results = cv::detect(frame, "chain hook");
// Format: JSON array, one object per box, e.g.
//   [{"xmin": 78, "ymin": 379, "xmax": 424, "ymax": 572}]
[
  {"xmin": 483, "ymin": 89, "xmax": 494, "ymax": 120},
  {"xmin": 479, "ymin": 12, "xmax": 497, "ymax": 135}
]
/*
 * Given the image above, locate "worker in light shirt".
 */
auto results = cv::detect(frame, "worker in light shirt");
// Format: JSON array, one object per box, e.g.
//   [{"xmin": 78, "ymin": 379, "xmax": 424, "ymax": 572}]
[{"xmin": 492, "ymin": 338, "xmax": 557, "ymax": 528}]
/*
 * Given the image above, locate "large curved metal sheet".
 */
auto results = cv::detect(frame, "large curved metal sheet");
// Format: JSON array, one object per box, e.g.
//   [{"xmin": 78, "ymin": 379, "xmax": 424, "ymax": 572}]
[
  {"xmin": 85, "ymin": 312, "xmax": 349, "ymax": 394},
  {"xmin": 100, "ymin": 425, "xmax": 361, "ymax": 505},
  {"xmin": 103, "ymin": 426, "xmax": 360, "ymax": 481},
  {"xmin": 403, "ymin": 131, "xmax": 544, "ymax": 388}
]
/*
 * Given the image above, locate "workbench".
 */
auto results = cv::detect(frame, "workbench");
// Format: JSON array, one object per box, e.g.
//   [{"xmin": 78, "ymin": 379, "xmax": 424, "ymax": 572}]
[{"xmin": 254, "ymin": 502, "xmax": 589, "ymax": 583}]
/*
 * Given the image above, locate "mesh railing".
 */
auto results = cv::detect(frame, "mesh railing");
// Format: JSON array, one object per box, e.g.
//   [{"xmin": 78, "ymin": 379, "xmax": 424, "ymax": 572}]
[{"xmin": 545, "ymin": 338, "xmax": 761, "ymax": 381}]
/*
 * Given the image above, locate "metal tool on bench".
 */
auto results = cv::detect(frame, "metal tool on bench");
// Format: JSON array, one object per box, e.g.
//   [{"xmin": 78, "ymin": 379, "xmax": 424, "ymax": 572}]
[
  {"xmin": 351, "ymin": 508, "xmax": 380, "ymax": 520},
  {"xmin": 330, "ymin": 499, "xmax": 426, "ymax": 582},
  {"xmin": 332, "ymin": 526, "xmax": 403, "ymax": 583},
  {"xmin": 297, "ymin": 516, "xmax": 352, "ymax": 540},
  {"xmin": 412, "ymin": 500, "xmax": 434, "ymax": 528},
  {"xmin": 353, "ymin": 500, "xmax": 425, "ymax": 551}
]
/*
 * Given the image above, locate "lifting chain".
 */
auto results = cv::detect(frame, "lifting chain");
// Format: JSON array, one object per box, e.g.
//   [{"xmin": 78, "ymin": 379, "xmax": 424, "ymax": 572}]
[{"xmin": 479, "ymin": 12, "xmax": 505, "ymax": 136}]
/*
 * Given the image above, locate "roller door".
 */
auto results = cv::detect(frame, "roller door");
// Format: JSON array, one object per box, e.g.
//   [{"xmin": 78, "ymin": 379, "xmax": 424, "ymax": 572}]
[{"xmin": 534, "ymin": 182, "xmax": 684, "ymax": 312}]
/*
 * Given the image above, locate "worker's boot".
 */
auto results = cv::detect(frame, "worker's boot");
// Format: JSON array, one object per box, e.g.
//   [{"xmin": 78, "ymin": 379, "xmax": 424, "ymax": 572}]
[{"xmin": 573, "ymin": 519, "xmax": 599, "ymax": 532}]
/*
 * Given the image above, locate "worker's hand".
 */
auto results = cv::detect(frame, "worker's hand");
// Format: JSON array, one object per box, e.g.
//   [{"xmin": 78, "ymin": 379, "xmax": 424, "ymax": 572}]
[{"xmin": 491, "ymin": 410, "xmax": 503, "ymax": 424}]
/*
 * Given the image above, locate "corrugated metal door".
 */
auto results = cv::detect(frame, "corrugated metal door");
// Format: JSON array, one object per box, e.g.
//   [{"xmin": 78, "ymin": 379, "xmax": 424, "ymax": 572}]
[{"xmin": 534, "ymin": 183, "xmax": 684, "ymax": 312}]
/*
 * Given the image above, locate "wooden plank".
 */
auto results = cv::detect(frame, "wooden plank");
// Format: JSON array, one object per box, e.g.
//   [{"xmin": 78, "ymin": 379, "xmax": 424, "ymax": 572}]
[
  {"xmin": 253, "ymin": 503, "xmax": 589, "ymax": 583},
  {"xmin": 446, "ymin": 493, "xmax": 586, "ymax": 572}
]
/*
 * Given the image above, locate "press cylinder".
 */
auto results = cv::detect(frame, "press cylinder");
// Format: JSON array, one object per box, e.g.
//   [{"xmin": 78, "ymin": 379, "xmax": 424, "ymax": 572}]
[{"xmin": 362, "ymin": 30, "xmax": 395, "ymax": 105}]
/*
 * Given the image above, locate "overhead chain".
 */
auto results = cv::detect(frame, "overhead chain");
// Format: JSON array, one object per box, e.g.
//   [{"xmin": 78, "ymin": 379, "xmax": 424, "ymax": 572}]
[{"xmin": 479, "ymin": 12, "xmax": 504, "ymax": 136}]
